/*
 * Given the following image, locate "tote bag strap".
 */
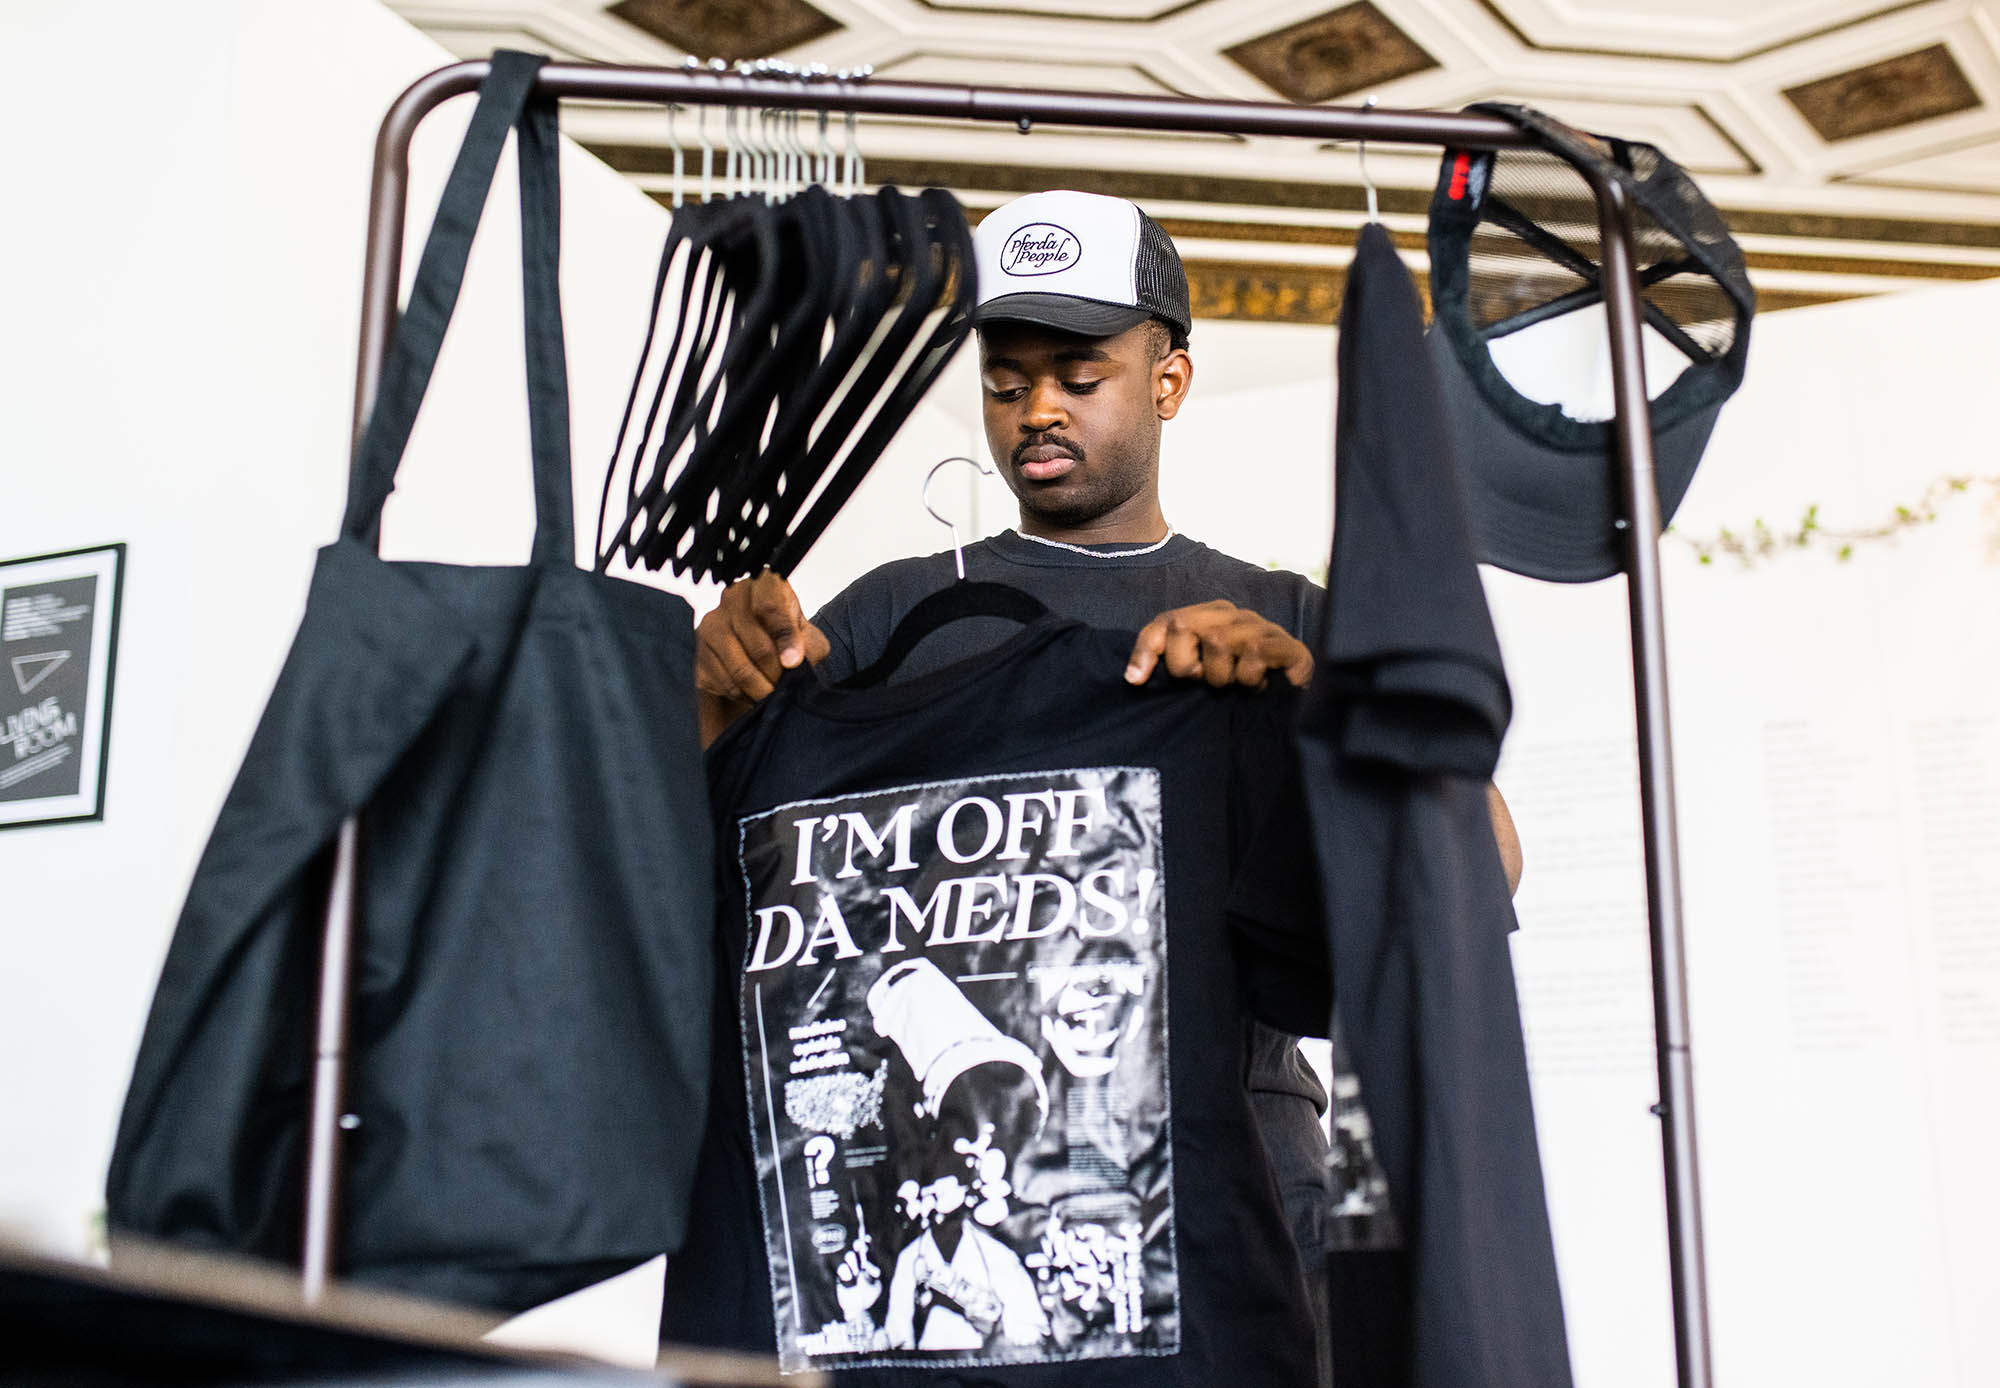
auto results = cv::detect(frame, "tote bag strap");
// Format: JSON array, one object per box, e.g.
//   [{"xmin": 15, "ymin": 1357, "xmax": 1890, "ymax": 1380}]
[{"xmin": 343, "ymin": 50, "xmax": 575, "ymax": 567}]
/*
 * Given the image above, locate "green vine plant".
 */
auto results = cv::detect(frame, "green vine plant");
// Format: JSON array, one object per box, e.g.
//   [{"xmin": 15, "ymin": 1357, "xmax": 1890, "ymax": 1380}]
[{"xmin": 1667, "ymin": 474, "xmax": 2000, "ymax": 567}]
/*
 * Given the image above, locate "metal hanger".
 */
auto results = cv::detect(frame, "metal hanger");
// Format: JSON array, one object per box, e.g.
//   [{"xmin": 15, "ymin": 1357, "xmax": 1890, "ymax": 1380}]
[
  {"xmin": 698, "ymin": 100, "xmax": 714, "ymax": 203},
  {"xmin": 923, "ymin": 455, "xmax": 993, "ymax": 579},
  {"xmin": 1359, "ymin": 95, "xmax": 1380, "ymax": 223},
  {"xmin": 838, "ymin": 457, "xmax": 1045, "ymax": 687},
  {"xmin": 789, "ymin": 108, "xmax": 804, "ymax": 196},
  {"xmin": 667, "ymin": 102, "xmax": 684, "ymax": 209},
  {"xmin": 725, "ymin": 102, "xmax": 741, "ymax": 198}
]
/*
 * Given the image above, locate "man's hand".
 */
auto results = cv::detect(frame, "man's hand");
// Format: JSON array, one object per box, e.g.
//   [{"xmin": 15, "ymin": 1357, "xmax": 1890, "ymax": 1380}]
[
  {"xmin": 1125, "ymin": 600, "xmax": 1314, "ymax": 689},
  {"xmin": 695, "ymin": 571, "xmax": 830, "ymax": 746},
  {"xmin": 1488, "ymin": 782, "xmax": 1524, "ymax": 897}
]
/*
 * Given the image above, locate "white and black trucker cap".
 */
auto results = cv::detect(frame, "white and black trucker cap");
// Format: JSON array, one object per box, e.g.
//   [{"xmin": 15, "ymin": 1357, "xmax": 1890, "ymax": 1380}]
[
  {"xmin": 1428, "ymin": 103, "xmax": 1754, "ymax": 583},
  {"xmin": 973, "ymin": 190, "xmax": 1192, "ymax": 341}
]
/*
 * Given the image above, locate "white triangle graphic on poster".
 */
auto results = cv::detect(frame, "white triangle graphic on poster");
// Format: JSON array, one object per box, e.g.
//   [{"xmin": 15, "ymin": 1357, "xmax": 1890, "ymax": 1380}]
[{"xmin": 11, "ymin": 650, "xmax": 70, "ymax": 695}]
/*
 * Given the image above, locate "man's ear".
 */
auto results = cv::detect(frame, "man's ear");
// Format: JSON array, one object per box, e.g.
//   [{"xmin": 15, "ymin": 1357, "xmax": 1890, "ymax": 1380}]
[{"xmin": 1155, "ymin": 347, "xmax": 1193, "ymax": 421}]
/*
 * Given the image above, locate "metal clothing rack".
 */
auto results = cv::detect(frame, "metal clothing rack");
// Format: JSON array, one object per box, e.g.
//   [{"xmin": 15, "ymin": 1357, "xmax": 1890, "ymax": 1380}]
[{"xmin": 313, "ymin": 58, "xmax": 1712, "ymax": 1388}]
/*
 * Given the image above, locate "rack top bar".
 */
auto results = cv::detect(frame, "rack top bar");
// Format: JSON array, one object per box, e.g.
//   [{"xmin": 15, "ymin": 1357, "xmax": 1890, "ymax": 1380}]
[{"xmin": 380, "ymin": 59, "xmax": 1537, "ymax": 158}]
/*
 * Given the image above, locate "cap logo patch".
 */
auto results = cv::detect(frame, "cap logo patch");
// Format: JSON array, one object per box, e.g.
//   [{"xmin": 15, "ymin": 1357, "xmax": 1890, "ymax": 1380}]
[{"xmin": 1000, "ymin": 223, "xmax": 1081, "ymax": 277}]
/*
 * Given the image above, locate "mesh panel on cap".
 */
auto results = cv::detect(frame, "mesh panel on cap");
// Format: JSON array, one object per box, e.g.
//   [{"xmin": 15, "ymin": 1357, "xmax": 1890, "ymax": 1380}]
[
  {"xmin": 1464, "ymin": 135, "xmax": 1742, "ymax": 369},
  {"xmin": 1134, "ymin": 210, "xmax": 1191, "ymax": 336}
]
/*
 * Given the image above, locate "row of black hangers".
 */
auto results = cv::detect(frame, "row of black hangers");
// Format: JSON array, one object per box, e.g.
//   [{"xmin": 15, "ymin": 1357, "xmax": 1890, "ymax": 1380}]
[{"xmin": 594, "ymin": 168, "xmax": 975, "ymax": 584}]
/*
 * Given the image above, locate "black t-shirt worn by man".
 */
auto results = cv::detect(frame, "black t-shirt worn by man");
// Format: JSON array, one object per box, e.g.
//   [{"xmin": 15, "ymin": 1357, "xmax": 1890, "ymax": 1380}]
[
  {"xmin": 665, "ymin": 616, "xmax": 1330, "ymax": 1384},
  {"xmin": 812, "ymin": 531, "xmax": 1340, "ymax": 1252}
]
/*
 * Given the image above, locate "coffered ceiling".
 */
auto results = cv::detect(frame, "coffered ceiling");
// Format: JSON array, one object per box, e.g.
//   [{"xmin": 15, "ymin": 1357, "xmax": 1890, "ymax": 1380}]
[{"xmin": 386, "ymin": 0, "xmax": 2000, "ymax": 321}]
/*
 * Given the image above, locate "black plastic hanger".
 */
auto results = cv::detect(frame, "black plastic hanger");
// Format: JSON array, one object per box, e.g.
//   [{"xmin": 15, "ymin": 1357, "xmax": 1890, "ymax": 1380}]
[
  {"xmin": 702, "ymin": 183, "xmax": 888, "ymax": 579},
  {"xmin": 595, "ymin": 205, "xmax": 730, "ymax": 568},
  {"xmin": 839, "ymin": 582, "xmax": 1050, "ymax": 689},
  {"xmin": 760, "ymin": 188, "xmax": 975, "ymax": 576},
  {"xmin": 606, "ymin": 194, "xmax": 781, "ymax": 570},
  {"xmin": 642, "ymin": 189, "xmax": 841, "ymax": 574}
]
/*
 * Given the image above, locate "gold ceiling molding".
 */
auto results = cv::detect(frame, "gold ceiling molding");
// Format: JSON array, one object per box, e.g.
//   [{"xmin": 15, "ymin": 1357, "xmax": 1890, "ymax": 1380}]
[
  {"xmin": 587, "ymin": 145, "xmax": 2000, "ymax": 252},
  {"xmin": 1161, "ymin": 217, "xmax": 2000, "ymax": 285},
  {"xmin": 1186, "ymin": 259, "xmax": 1343, "ymax": 324},
  {"xmin": 1180, "ymin": 260, "xmax": 1849, "ymax": 326},
  {"xmin": 1784, "ymin": 43, "xmax": 1982, "ymax": 143},
  {"xmin": 1222, "ymin": 2, "xmax": 1438, "ymax": 105}
]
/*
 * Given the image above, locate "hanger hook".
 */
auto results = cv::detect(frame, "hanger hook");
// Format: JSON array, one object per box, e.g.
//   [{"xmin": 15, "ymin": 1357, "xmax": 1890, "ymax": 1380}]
[
  {"xmin": 698, "ymin": 101, "xmax": 713, "ymax": 203},
  {"xmin": 668, "ymin": 102, "xmax": 684, "ymax": 209},
  {"xmin": 724, "ymin": 102, "xmax": 738, "ymax": 197},
  {"xmin": 1359, "ymin": 95, "xmax": 1380, "ymax": 223},
  {"xmin": 788, "ymin": 106, "xmax": 804, "ymax": 196},
  {"xmin": 923, "ymin": 456, "xmax": 995, "ymax": 580},
  {"xmin": 761, "ymin": 106, "xmax": 777, "ymax": 200},
  {"xmin": 844, "ymin": 100, "xmax": 861, "ymax": 196}
]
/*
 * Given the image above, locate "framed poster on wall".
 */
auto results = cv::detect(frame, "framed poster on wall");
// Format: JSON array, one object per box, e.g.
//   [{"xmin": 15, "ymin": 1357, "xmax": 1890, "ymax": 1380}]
[{"xmin": 0, "ymin": 543, "xmax": 124, "ymax": 829}]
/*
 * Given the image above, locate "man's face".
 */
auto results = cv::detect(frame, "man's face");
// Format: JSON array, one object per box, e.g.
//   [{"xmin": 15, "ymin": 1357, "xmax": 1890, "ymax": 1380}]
[{"xmin": 977, "ymin": 321, "xmax": 1187, "ymax": 530}]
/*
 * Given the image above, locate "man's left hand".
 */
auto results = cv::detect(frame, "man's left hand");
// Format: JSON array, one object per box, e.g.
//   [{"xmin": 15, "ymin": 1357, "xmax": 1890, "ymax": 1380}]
[{"xmin": 1125, "ymin": 600, "xmax": 1315, "ymax": 689}]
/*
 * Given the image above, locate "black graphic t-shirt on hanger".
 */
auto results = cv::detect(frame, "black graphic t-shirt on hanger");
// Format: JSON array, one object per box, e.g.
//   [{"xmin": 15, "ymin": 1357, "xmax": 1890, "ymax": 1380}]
[{"xmin": 669, "ymin": 616, "xmax": 1328, "ymax": 1385}]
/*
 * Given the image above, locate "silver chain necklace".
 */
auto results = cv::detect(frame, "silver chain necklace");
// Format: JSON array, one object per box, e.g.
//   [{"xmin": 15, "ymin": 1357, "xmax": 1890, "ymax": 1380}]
[{"xmin": 1014, "ymin": 527, "xmax": 1177, "ymax": 559}]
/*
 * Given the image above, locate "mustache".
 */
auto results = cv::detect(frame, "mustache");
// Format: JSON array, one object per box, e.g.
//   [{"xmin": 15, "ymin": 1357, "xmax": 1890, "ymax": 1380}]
[{"xmin": 1012, "ymin": 433, "xmax": 1085, "ymax": 467}]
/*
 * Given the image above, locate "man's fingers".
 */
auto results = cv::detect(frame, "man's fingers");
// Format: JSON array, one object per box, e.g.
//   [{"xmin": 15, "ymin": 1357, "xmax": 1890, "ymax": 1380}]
[
  {"xmin": 1128, "ymin": 602, "xmax": 1315, "ymax": 690},
  {"xmin": 1233, "ymin": 623, "xmax": 1313, "ymax": 688},
  {"xmin": 1125, "ymin": 620, "xmax": 1170, "ymax": 684},
  {"xmin": 719, "ymin": 642, "xmax": 776, "ymax": 702},
  {"xmin": 1162, "ymin": 622, "xmax": 1205, "ymax": 680},
  {"xmin": 1278, "ymin": 638, "xmax": 1316, "ymax": 686},
  {"xmin": 693, "ymin": 640, "xmax": 741, "ymax": 702},
  {"xmin": 1200, "ymin": 613, "xmax": 1280, "ymax": 687},
  {"xmin": 800, "ymin": 621, "xmax": 832, "ymax": 667},
  {"xmin": 708, "ymin": 605, "xmax": 778, "ymax": 701},
  {"xmin": 728, "ymin": 602, "xmax": 787, "ymax": 686},
  {"xmin": 1199, "ymin": 633, "xmax": 1238, "ymax": 687},
  {"xmin": 749, "ymin": 571, "xmax": 811, "ymax": 668}
]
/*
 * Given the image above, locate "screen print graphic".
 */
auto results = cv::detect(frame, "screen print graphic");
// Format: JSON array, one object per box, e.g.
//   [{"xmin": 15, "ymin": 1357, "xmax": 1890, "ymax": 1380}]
[
  {"xmin": 737, "ymin": 766, "xmax": 1177, "ymax": 1374},
  {"xmin": 0, "ymin": 575, "xmax": 95, "ymax": 802}
]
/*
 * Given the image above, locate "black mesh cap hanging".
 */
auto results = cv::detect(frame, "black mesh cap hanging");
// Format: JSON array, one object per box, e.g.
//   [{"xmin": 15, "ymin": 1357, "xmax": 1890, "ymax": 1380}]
[{"xmin": 1426, "ymin": 102, "xmax": 1755, "ymax": 583}]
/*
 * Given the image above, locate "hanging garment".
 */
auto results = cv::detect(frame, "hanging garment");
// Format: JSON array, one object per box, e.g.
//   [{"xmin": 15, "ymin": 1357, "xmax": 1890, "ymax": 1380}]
[
  {"xmin": 105, "ymin": 52, "xmax": 715, "ymax": 1314},
  {"xmin": 1285, "ymin": 221, "xmax": 1573, "ymax": 1386},
  {"xmin": 664, "ymin": 615, "xmax": 1331, "ymax": 1386}
]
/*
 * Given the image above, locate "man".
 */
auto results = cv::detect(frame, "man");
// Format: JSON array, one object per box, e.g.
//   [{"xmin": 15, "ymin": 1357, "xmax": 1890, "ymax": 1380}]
[{"xmin": 695, "ymin": 189, "xmax": 1522, "ymax": 1384}]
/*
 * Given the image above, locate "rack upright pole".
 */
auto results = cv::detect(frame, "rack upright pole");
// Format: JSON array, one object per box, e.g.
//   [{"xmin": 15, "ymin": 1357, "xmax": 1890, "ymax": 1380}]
[{"xmin": 1594, "ymin": 177, "xmax": 1713, "ymax": 1388}]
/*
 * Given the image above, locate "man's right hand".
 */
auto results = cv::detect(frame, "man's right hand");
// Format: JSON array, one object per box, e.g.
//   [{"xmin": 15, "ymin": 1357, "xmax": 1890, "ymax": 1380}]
[{"xmin": 695, "ymin": 571, "xmax": 830, "ymax": 747}]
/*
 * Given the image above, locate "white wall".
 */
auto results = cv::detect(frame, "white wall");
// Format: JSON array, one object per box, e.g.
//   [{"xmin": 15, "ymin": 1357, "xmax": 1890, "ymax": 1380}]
[
  {"xmin": 1492, "ymin": 278, "xmax": 2000, "ymax": 1388},
  {"xmin": 0, "ymin": 0, "xmax": 693, "ymax": 1254}
]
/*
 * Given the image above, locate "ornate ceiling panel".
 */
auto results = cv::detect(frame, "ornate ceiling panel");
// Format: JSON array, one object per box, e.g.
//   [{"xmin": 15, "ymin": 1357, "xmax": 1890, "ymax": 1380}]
[
  {"xmin": 386, "ymin": 0, "xmax": 2000, "ymax": 321},
  {"xmin": 1222, "ymin": 3, "xmax": 1440, "ymax": 104},
  {"xmin": 1785, "ymin": 42, "xmax": 1981, "ymax": 140},
  {"xmin": 605, "ymin": 0, "xmax": 844, "ymax": 61}
]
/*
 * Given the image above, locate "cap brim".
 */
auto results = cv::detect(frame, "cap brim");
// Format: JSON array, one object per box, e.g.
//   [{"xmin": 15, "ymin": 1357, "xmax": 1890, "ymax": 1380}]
[
  {"xmin": 1428, "ymin": 330, "xmax": 1723, "ymax": 584},
  {"xmin": 973, "ymin": 293, "xmax": 1152, "ymax": 338}
]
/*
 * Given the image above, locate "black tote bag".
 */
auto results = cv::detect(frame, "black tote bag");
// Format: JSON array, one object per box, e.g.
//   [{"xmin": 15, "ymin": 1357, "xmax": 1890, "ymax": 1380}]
[{"xmin": 106, "ymin": 52, "xmax": 715, "ymax": 1313}]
